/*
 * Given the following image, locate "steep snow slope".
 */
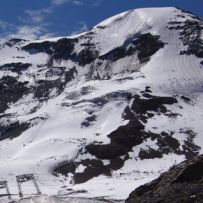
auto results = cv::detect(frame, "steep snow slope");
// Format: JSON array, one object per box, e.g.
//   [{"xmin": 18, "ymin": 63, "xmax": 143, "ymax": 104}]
[{"xmin": 0, "ymin": 7, "xmax": 203, "ymax": 202}]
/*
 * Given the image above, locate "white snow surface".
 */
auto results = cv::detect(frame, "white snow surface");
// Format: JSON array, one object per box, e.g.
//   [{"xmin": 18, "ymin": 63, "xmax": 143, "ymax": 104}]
[{"xmin": 0, "ymin": 7, "xmax": 203, "ymax": 202}]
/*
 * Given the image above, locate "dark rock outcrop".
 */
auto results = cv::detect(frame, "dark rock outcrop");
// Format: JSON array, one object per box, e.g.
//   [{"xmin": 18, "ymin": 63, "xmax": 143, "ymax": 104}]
[
  {"xmin": 3, "ymin": 38, "xmax": 27, "ymax": 47},
  {"xmin": 0, "ymin": 122, "xmax": 30, "ymax": 141},
  {"xmin": 73, "ymin": 48, "xmax": 99, "ymax": 66},
  {"xmin": 0, "ymin": 62, "xmax": 31, "ymax": 73},
  {"xmin": 167, "ymin": 11, "xmax": 203, "ymax": 65},
  {"xmin": 131, "ymin": 94, "xmax": 178, "ymax": 115},
  {"xmin": 85, "ymin": 90, "xmax": 187, "ymax": 161},
  {"xmin": 0, "ymin": 76, "xmax": 29, "ymax": 113},
  {"xmin": 54, "ymin": 88, "xmax": 201, "ymax": 185},
  {"xmin": 22, "ymin": 38, "xmax": 78, "ymax": 60},
  {"xmin": 126, "ymin": 155, "xmax": 203, "ymax": 203},
  {"xmin": 33, "ymin": 66, "xmax": 77, "ymax": 99},
  {"xmin": 99, "ymin": 33, "xmax": 165, "ymax": 63},
  {"xmin": 23, "ymin": 37, "xmax": 98, "ymax": 66},
  {"xmin": 55, "ymin": 157, "xmax": 124, "ymax": 184}
]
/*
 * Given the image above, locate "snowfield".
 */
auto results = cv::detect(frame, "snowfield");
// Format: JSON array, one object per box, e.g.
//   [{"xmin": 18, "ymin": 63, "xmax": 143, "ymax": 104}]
[{"xmin": 0, "ymin": 7, "xmax": 203, "ymax": 202}]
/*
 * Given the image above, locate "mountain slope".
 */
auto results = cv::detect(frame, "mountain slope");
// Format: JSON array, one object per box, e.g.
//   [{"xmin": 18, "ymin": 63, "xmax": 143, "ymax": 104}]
[
  {"xmin": 0, "ymin": 7, "xmax": 203, "ymax": 201},
  {"xmin": 126, "ymin": 155, "xmax": 203, "ymax": 203}
]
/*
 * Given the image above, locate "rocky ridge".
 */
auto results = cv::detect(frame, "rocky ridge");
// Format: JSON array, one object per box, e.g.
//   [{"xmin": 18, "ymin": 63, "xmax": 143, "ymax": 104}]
[{"xmin": 126, "ymin": 155, "xmax": 203, "ymax": 203}]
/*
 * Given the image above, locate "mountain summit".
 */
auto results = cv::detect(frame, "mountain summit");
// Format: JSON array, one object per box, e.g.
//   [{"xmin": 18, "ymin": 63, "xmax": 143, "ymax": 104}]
[{"xmin": 0, "ymin": 7, "xmax": 203, "ymax": 200}]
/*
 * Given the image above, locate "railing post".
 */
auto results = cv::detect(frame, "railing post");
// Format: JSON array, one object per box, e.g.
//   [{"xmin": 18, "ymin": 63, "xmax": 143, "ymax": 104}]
[
  {"xmin": 16, "ymin": 177, "xmax": 23, "ymax": 198},
  {"xmin": 32, "ymin": 177, "xmax": 41, "ymax": 195},
  {"xmin": 5, "ymin": 182, "xmax": 11, "ymax": 199},
  {"xmin": 0, "ymin": 181, "xmax": 12, "ymax": 200}
]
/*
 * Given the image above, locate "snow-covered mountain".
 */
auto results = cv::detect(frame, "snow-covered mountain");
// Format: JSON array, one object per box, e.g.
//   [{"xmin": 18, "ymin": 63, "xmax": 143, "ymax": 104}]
[{"xmin": 0, "ymin": 7, "xmax": 203, "ymax": 201}]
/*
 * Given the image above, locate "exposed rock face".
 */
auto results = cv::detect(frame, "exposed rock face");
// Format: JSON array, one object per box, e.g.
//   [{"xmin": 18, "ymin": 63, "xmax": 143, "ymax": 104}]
[
  {"xmin": 54, "ymin": 88, "xmax": 201, "ymax": 183},
  {"xmin": 166, "ymin": 9, "xmax": 203, "ymax": 64},
  {"xmin": 22, "ymin": 38, "xmax": 78, "ymax": 60},
  {"xmin": 99, "ymin": 33, "xmax": 165, "ymax": 63},
  {"xmin": 55, "ymin": 157, "xmax": 124, "ymax": 184},
  {"xmin": 0, "ymin": 62, "xmax": 31, "ymax": 73},
  {"xmin": 126, "ymin": 155, "xmax": 203, "ymax": 203},
  {"xmin": 0, "ymin": 76, "xmax": 29, "ymax": 113}
]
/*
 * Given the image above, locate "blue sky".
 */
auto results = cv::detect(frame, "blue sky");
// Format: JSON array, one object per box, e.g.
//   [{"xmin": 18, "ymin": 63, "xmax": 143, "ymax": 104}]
[{"xmin": 0, "ymin": 0, "xmax": 202, "ymax": 40}]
